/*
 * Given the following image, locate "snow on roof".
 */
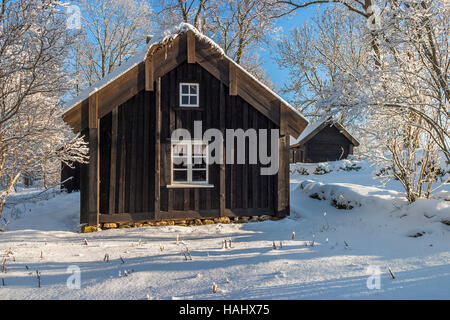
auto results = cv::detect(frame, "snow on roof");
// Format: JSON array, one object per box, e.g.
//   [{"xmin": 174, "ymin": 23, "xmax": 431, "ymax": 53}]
[
  {"xmin": 65, "ymin": 23, "xmax": 198, "ymax": 111},
  {"xmin": 290, "ymin": 115, "xmax": 332, "ymax": 146},
  {"xmin": 64, "ymin": 23, "xmax": 307, "ymax": 127}
]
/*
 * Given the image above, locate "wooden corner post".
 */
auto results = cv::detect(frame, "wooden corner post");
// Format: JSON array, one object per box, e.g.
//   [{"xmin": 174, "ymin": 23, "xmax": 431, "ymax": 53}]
[
  {"xmin": 277, "ymin": 103, "xmax": 289, "ymax": 217},
  {"xmin": 154, "ymin": 77, "xmax": 161, "ymax": 219},
  {"xmin": 88, "ymin": 92, "xmax": 100, "ymax": 226},
  {"xmin": 145, "ymin": 56, "xmax": 154, "ymax": 91},
  {"xmin": 108, "ymin": 107, "xmax": 118, "ymax": 214}
]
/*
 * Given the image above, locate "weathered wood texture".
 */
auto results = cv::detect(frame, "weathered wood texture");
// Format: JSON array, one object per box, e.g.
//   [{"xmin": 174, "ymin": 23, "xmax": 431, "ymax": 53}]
[
  {"xmin": 290, "ymin": 147, "xmax": 305, "ymax": 163},
  {"xmin": 98, "ymin": 89, "xmax": 156, "ymax": 217},
  {"xmin": 88, "ymin": 93, "xmax": 100, "ymax": 226},
  {"xmin": 86, "ymin": 61, "xmax": 283, "ymax": 222},
  {"xmin": 63, "ymin": 31, "xmax": 307, "ymax": 138},
  {"xmin": 68, "ymin": 48, "xmax": 292, "ymax": 224},
  {"xmin": 156, "ymin": 62, "xmax": 279, "ymax": 218},
  {"xmin": 155, "ymin": 78, "xmax": 161, "ymax": 219}
]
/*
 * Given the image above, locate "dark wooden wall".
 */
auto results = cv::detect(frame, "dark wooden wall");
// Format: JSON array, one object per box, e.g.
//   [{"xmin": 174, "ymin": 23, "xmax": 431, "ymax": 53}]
[
  {"xmin": 158, "ymin": 62, "xmax": 278, "ymax": 219},
  {"xmin": 69, "ymin": 61, "xmax": 284, "ymax": 223},
  {"xmin": 290, "ymin": 147, "xmax": 305, "ymax": 163},
  {"xmin": 304, "ymin": 125, "xmax": 353, "ymax": 163},
  {"xmin": 98, "ymin": 90, "xmax": 156, "ymax": 220}
]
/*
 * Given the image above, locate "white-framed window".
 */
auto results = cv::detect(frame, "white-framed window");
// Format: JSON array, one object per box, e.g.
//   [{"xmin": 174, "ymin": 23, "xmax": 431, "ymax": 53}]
[
  {"xmin": 171, "ymin": 140, "xmax": 211, "ymax": 187},
  {"xmin": 179, "ymin": 83, "xmax": 199, "ymax": 107}
]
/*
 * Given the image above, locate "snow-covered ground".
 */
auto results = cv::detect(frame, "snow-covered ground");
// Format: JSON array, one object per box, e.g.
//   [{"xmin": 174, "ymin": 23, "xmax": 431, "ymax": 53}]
[{"xmin": 0, "ymin": 159, "xmax": 449, "ymax": 299}]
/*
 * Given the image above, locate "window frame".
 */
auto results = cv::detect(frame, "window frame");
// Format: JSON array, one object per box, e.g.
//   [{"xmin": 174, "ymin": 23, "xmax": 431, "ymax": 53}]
[
  {"xmin": 169, "ymin": 139, "xmax": 213, "ymax": 188},
  {"xmin": 179, "ymin": 83, "xmax": 200, "ymax": 108}
]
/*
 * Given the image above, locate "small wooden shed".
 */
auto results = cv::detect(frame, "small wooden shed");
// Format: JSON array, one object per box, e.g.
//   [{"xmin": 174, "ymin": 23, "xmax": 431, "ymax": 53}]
[
  {"xmin": 61, "ymin": 23, "xmax": 308, "ymax": 226},
  {"xmin": 290, "ymin": 116, "xmax": 359, "ymax": 163}
]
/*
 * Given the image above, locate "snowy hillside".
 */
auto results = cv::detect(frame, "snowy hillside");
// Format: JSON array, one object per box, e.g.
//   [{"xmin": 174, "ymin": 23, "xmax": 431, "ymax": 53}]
[{"xmin": 0, "ymin": 159, "xmax": 449, "ymax": 299}]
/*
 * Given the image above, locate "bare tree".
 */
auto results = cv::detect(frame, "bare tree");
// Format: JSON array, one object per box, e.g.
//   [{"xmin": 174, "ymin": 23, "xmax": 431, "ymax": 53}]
[
  {"xmin": 276, "ymin": 6, "xmax": 370, "ymax": 125},
  {"xmin": 155, "ymin": 0, "xmax": 213, "ymax": 34},
  {"xmin": 276, "ymin": 0, "xmax": 449, "ymax": 201},
  {"xmin": 273, "ymin": 0, "xmax": 385, "ymax": 68},
  {"xmin": 211, "ymin": 0, "xmax": 281, "ymax": 64},
  {"xmin": 156, "ymin": 0, "xmax": 280, "ymax": 86},
  {"xmin": 0, "ymin": 0, "xmax": 88, "ymax": 215},
  {"xmin": 73, "ymin": 0, "xmax": 154, "ymax": 90},
  {"xmin": 209, "ymin": 0, "xmax": 283, "ymax": 87},
  {"xmin": 272, "ymin": 0, "xmax": 378, "ymax": 19}
]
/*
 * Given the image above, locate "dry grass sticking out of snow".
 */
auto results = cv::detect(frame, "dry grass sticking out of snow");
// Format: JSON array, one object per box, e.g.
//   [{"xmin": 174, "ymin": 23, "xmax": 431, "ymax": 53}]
[{"xmin": 0, "ymin": 159, "xmax": 449, "ymax": 299}]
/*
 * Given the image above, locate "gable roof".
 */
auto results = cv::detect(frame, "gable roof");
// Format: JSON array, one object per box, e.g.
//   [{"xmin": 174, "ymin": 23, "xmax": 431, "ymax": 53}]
[
  {"xmin": 290, "ymin": 116, "xmax": 360, "ymax": 148},
  {"xmin": 63, "ymin": 23, "xmax": 308, "ymax": 136}
]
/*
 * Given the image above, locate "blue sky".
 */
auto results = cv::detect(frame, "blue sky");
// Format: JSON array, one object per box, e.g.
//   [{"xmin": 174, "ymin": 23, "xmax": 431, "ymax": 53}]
[{"xmin": 258, "ymin": 6, "xmax": 320, "ymax": 101}]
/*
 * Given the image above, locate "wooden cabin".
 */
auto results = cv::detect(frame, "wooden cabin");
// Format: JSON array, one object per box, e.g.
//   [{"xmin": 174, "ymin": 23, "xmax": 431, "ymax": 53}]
[
  {"xmin": 290, "ymin": 116, "xmax": 359, "ymax": 163},
  {"xmin": 61, "ymin": 24, "xmax": 308, "ymax": 226}
]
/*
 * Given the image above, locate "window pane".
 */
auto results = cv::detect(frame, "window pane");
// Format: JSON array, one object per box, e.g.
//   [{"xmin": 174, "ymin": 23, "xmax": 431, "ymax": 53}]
[
  {"xmin": 173, "ymin": 170, "xmax": 188, "ymax": 182},
  {"xmin": 189, "ymin": 96, "xmax": 197, "ymax": 106},
  {"xmin": 181, "ymin": 96, "xmax": 189, "ymax": 105},
  {"xmin": 190, "ymin": 85, "xmax": 197, "ymax": 94},
  {"xmin": 173, "ymin": 157, "xmax": 188, "ymax": 169},
  {"xmin": 192, "ymin": 144, "xmax": 206, "ymax": 156},
  {"xmin": 193, "ymin": 160, "xmax": 206, "ymax": 169},
  {"xmin": 192, "ymin": 170, "xmax": 207, "ymax": 182},
  {"xmin": 173, "ymin": 144, "xmax": 188, "ymax": 156},
  {"xmin": 181, "ymin": 85, "xmax": 189, "ymax": 94}
]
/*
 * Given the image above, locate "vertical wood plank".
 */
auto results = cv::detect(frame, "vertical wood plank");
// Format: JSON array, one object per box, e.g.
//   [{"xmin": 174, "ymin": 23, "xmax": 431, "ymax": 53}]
[
  {"xmin": 124, "ymin": 104, "xmax": 132, "ymax": 213},
  {"xmin": 242, "ymin": 103, "xmax": 248, "ymax": 209},
  {"xmin": 267, "ymin": 119, "xmax": 273, "ymax": 211},
  {"xmin": 88, "ymin": 93, "xmax": 99, "ymax": 226},
  {"xmin": 277, "ymin": 103, "xmax": 289, "ymax": 216},
  {"xmin": 155, "ymin": 78, "xmax": 161, "ymax": 219},
  {"xmin": 145, "ymin": 57, "xmax": 154, "ymax": 91},
  {"xmin": 229, "ymin": 96, "xmax": 235, "ymax": 208},
  {"xmin": 135, "ymin": 92, "xmax": 144, "ymax": 213},
  {"xmin": 194, "ymin": 189, "xmax": 199, "ymax": 211},
  {"xmin": 187, "ymin": 30, "xmax": 196, "ymax": 64},
  {"xmin": 159, "ymin": 75, "xmax": 168, "ymax": 212},
  {"xmin": 129, "ymin": 100, "xmax": 137, "ymax": 213},
  {"xmin": 108, "ymin": 107, "xmax": 118, "ymax": 214},
  {"xmin": 88, "ymin": 92, "xmax": 98, "ymax": 129},
  {"xmin": 252, "ymin": 108, "xmax": 259, "ymax": 208},
  {"xmin": 258, "ymin": 112, "xmax": 265, "ymax": 209},
  {"xmin": 118, "ymin": 106, "xmax": 127, "ymax": 213},
  {"xmin": 229, "ymin": 62, "xmax": 237, "ymax": 96},
  {"xmin": 219, "ymin": 83, "xmax": 226, "ymax": 216},
  {"xmin": 167, "ymin": 67, "xmax": 179, "ymax": 212},
  {"xmin": 142, "ymin": 91, "xmax": 150, "ymax": 212},
  {"xmin": 204, "ymin": 68, "xmax": 212, "ymax": 211},
  {"xmin": 184, "ymin": 189, "xmax": 190, "ymax": 211}
]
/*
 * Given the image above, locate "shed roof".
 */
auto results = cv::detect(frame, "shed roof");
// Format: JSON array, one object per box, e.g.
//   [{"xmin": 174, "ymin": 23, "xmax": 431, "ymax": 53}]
[{"xmin": 290, "ymin": 116, "xmax": 360, "ymax": 148}]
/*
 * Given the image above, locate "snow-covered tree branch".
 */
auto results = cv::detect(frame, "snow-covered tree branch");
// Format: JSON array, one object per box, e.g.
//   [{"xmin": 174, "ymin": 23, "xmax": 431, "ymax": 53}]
[
  {"xmin": 72, "ymin": 0, "xmax": 154, "ymax": 91},
  {"xmin": 277, "ymin": 0, "xmax": 449, "ymax": 201},
  {"xmin": 0, "ymin": 0, "xmax": 88, "ymax": 215}
]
